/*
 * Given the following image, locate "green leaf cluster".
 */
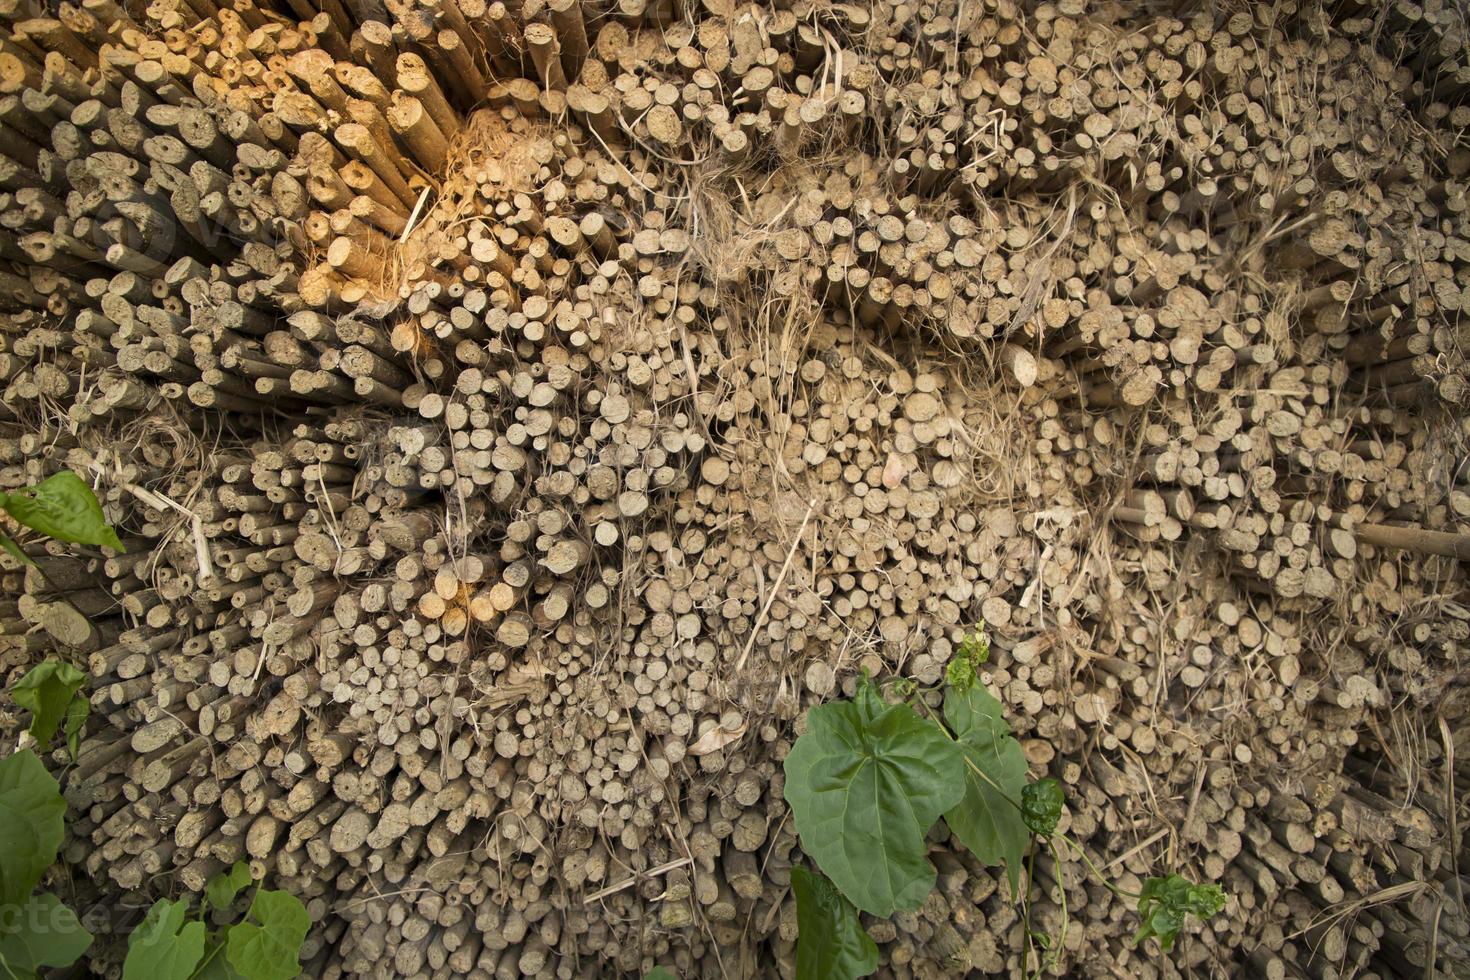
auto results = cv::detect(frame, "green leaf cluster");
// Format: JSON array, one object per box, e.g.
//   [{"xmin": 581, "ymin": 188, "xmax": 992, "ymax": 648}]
[
  {"xmin": 1133, "ymin": 874, "xmax": 1228, "ymax": 951},
  {"xmin": 782, "ymin": 676, "xmax": 1035, "ymax": 978},
  {"xmin": 12, "ymin": 660, "xmax": 89, "ymax": 759},
  {"xmin": 784, "ymin": 678, "xmax": 1032, "ymax": 915},
  {"xmin": 782, "ymin": 666, "xmax": 1228, "ymax": 979},
  {"xmin": 0, "ymin": 742, "xmax": 312, "ymax": 980},
  {"xmin": 0, "ymin": 471, "xmax": 124, "ymax": 564},
  {"xmin": 123, "ymin": 862, "xmax": 310, "ymax": 980},
  {"xmin": 0, "ymin": 749, "xmax": 92, "ymax": 978}
]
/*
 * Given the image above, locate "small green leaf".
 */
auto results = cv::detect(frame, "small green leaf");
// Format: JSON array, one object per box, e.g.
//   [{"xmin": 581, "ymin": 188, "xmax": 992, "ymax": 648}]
[
  {"xmin": 225, "ymin": 889, "xmax": 309, "ymax": 980},
  {"xmin": 0, "ymin": 749, "xmax": 66, "ymax": 909},
  {"xmin": 122, "ymin": 898, "xmax": 205, "ymax": 980},
  {"xmin": 1, "ymin": 472, "xmax": 123, "ymax": 552},
  {"xmin": 792, "ymin": 866, "xmax": 878, "ymax": 980},
  {"xmin": 783, "ymin": 678, "xmax": 966, "ymax": 916},
  {"xmin": 206, "ymin": 861, "xmax": 255, "ymax": 912},
  {"xmin": 958, "ymin": 623, "xmax": 990, "ymax": 665},
  {"xmin": 947, "ymin": 624, "xmax": 991, "ymax": 693},
  {"xmin": 64, "ymin": 697, "xmax": 89, "ymax": 761},
  {"xmin": 0, "ymin": 892, "xmax": 92, "ymax": 973},
  {"xmin": 12, "ymin": 660, "xmax": 88, "ymax": 747},
  {"xmin": 1133, "ymin": 874, "xmax": 1227, "ymax": 951},
  {"xmin": 941, "ymin": 685, "xmax": 1030, "ymax": 898},
  {"xmin": 643, "ymin": 968, "xmax": 678, "ymax": 980},
  {"xmin": 0, "ymin": 528, "xmax": 34, "ymax": 566},
  {"xmin": 945, "ymin": 654, "xmax": 976, "ymax": 692},
  {"xmin": 1021, "ymin": 778, "xmax": 1064, "ymax": 838}
]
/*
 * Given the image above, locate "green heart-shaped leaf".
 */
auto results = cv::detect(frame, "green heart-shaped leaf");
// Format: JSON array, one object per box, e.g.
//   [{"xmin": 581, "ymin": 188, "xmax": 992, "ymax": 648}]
[
  {"xmin": 783, "ymin": 679, "xmax": 965, "ymax": 916},
  {"xmin": 941, "ymin": 684, "xmax": 1030, "ymax": 898},
  {"xmin": 225, "ymin": 889, "xmax": 309, "ymax": 980},
  {"xmin": 0, "ymin": 891, "xmax": 92, "ymax": 974},
  {"xmin": 123, "ymin": 898, "xmax": 205, "ymax": 980},
  {"xmin": 0, "ymin": 750, "xmax": 65, "ymax": 910}
]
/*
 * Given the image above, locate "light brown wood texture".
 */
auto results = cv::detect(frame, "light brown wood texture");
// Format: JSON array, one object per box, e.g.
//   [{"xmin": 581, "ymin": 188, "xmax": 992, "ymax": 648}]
[{"xmin": 0, "ymin": 0, "xmax": 1466, "ymax": 978}]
